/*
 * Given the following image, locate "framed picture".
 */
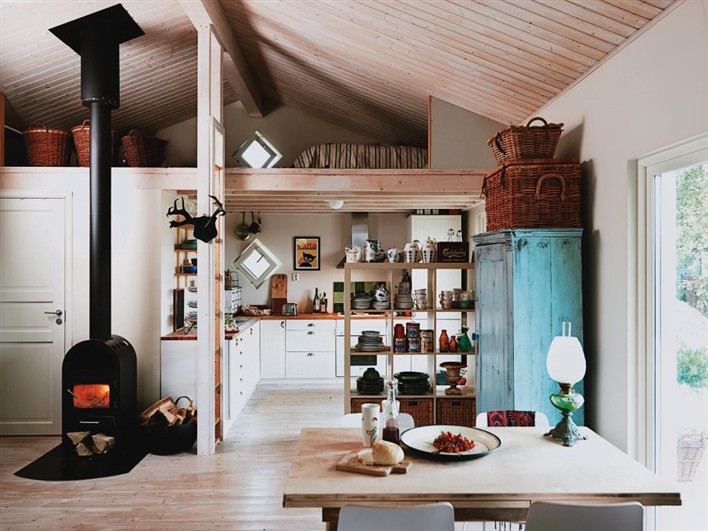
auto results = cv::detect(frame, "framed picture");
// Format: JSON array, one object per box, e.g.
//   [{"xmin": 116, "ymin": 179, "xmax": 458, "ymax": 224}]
[{"xmin": 294, "ymin": 236, "xmax": 321, "ymax": 271}]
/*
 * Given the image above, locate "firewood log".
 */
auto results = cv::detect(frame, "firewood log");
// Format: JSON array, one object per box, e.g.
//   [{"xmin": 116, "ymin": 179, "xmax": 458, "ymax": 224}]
[
  {"xmin": 75, "ymin": 442, "xmax": 94, "ymax": 457},
  {"xmin": 91, "ymin": 434, "xmax": 115, "ymax": 454},
  {"xmin": 66, "ymin": 431, "xmax": 92, "ymax": 445},
  {"xmin": 139, "ymin": 397, "xmax": 176, "ymax": 425}
]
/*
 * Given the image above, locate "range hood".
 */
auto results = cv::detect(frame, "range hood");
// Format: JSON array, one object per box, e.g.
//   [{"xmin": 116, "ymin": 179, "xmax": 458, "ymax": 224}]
[{"xmin": 336, "ymin": 212, "xmax": 369, "ymax": 269}]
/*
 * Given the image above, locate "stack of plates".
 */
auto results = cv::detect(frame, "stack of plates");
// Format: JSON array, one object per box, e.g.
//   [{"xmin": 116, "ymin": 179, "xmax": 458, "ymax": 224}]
[
  {"xmin": 394, "ymin": 293, "xmax": 414, "ymax": 310},
  {"xmin": 355, "ymin": 331, "xmax": 385, "ymax": 352},
  {"xmin": 356, "ymin": 377, "xmax": 384, "ymax": 395},
  {"xmin": 352, "ymin": 295, "xmax": 373, "ymax": 310},
  {"xmin": 372, "ymin": 301, "xmax": 389, "ymax": 310},
  {"xmin": 394, "ymin": 371, "xmax": 431, "ymax": 395}
]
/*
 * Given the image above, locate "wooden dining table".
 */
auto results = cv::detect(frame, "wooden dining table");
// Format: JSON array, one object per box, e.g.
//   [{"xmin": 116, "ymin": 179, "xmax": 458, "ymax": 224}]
[{"xmin": 283, "ymin": 427, "xmax": 681, "ymax": 530}]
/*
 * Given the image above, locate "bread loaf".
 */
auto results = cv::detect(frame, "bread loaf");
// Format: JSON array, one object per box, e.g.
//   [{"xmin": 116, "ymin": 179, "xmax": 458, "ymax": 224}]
[{"xmin": 371, "ymin": 439, "xmax": 404, "ymax": 465}]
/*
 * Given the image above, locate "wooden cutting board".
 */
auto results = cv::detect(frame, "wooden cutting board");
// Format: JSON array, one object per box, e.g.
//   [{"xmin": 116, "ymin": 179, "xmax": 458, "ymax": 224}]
[
  {"xmin": 335, "ymin": 451, "xmax": 412, "ymax": 477},
  {"xmin": 271, "ymin": 274, "xmax": 287, "ymax": 299}
]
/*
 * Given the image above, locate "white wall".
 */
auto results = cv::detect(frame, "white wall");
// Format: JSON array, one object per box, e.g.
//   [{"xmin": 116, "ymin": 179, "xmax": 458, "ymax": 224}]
[
  {"xmin": 533, "ymin": 1, "xmax": 708, "ymax": 451},
  {"xmin": 224, "ymin": 213, "xmax": 408, "ymax": 311},
  {"xmin": 156, "ymin": 101, "xmax": 377, "ymax": 168},
  {"xmin": 429, "ymin": 97, "xmax": 505, "ymax": 169}
]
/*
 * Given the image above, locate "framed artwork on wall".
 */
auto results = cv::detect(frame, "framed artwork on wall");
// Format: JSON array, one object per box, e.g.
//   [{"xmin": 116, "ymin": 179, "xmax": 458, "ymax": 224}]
[{"xmin": 294, "ymin": 236, "xmax": 321, "ymax": 271}]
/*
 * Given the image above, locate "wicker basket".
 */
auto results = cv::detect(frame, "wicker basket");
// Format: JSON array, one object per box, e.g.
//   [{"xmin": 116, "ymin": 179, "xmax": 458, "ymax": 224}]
[
  {"xmin": 488, "ymin": 117, "xmax": 563, "ymax": 165},
  {"xmin": 22, "ymin": 123, "xmax": 71, "ymax": 166},
  {"xmin": 351, "ymin": 397, "xmax": 435, "ymax": 427},
  {"xmin": 121, "ymin": 129, "xmax": 167, "ymax": 167},
  {"xmin": 483, "ymin": 159, "xmax": 582, "ymax": 232},
  {"xmin": 71, "ymin": 120, "xmax": 119, "ymax": 167},
  {"xmin": 677, "ymin": 434, "xmax": 706, "ymax": 482},
  {"xmin": 436, "ymin": 397, "xmax": 476, "ymax": 427}
]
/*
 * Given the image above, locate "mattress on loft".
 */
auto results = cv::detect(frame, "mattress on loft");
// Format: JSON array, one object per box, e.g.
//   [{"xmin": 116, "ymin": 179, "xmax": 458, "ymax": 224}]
[{"xmin": 292, "ymin": 143, "xmax": 428, "ymax": 169}]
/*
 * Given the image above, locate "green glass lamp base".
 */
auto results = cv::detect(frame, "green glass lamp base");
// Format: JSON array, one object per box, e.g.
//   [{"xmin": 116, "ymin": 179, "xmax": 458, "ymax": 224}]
[
  {"xmin": 544, "ymin": 412, "xmax": 587, "ymax": 447},
  {"xmin": 544, "ymin": 384, "xmax": 587, "ymax": 447}
]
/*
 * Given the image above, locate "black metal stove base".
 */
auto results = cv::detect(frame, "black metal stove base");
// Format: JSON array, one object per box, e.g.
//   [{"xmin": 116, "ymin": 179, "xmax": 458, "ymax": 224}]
[{"xmin": 14, "ymin": 443, "xmax": 147, "ymax": 481}]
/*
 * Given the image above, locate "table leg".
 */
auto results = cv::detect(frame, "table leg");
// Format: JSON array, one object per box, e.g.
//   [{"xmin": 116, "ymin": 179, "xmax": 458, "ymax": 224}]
[{"xmin": 323, "ymin": 508, "xmax": 339, "ymax": 531}]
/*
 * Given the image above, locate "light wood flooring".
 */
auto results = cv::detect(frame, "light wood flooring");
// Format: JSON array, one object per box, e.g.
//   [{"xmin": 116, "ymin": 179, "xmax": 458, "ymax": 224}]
[
  {"xmin": 1, "ymin": 383, "xmax": 480, "ymax": 531},
  {"xmin": 0, "ymin": 383, "xmax": 345, "ymax": 531}
]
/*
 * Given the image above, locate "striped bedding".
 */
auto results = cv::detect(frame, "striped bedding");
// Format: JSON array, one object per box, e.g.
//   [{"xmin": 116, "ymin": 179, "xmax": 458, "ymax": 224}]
[{"xmin": 292, "ymin": 143, "xmax": 428, "ymax": 169}]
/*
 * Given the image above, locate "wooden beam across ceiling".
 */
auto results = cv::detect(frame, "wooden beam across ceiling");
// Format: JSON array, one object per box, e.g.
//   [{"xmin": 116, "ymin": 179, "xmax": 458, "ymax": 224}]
[{"xmin": 180, "ymin": 0, "xmax": 264, "ymax": 118}]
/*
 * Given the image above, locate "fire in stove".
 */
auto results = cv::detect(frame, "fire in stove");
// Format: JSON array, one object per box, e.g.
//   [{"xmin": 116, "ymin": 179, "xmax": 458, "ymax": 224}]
[{"xmin": 70, "ymin": 384, "xmax": 111, "ymax": 409}]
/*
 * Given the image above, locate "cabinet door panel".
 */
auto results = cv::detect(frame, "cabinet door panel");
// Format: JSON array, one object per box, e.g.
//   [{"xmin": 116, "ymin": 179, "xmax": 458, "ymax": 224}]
[
  {"xmin": 286, "ymin": 351, "xmax": 335, "ymax": 378},
  {"xmin": 286, "ymin": 330, "xmax": 335, "ymax": 352},
  {"xmin": 260, "ymin": 320, "xmax": 286, "ymax": 378}
]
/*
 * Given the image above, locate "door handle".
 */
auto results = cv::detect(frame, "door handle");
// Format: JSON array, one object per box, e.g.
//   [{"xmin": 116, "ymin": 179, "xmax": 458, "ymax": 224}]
[
  {"xmin": 307, "ymin": 323, "xmax": 315, "ymax": 327},
  {"xmin": 44, "ymin": 309, "xmax": 63, "ymax": 316},
  {"xmin": 307, "ymin": 331, "xmax": 314, "ymax": 335}
]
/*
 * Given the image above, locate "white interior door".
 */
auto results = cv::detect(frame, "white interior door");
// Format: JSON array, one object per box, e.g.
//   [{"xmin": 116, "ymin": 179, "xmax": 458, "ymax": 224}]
[{"xmin": 0, "ymin": 198, "xmax": 66, "ymax": 435}]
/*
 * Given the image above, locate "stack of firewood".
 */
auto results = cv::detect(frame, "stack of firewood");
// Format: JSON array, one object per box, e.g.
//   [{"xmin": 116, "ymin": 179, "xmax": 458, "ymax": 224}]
[
  {"xmin": 139, "ymin": 396, "xmax": 197, "ymax": 428},
  {"xmin": 66, "ymin": 431, "xmax": 115, "ymax": 457}
]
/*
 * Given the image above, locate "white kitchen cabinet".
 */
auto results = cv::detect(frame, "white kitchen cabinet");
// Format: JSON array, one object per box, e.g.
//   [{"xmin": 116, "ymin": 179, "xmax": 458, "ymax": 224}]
[
  {"xmin": 286, "ymin": 319, "xmax": 335, "ymax": 378},
  {"xmin": 285, "ymin": 351, "xmax": 335, "ymax": 378},
  {"xmin": 228, "ymin": 321, "xmax": 261, "ymax": 429},
  {"xmin": 260, "ymin": 319, "xmax": 286, "ymax": 378}
]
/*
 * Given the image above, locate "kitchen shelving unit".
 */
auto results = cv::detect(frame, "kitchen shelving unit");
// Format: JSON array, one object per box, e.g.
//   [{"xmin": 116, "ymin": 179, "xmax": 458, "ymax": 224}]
[{"xmin": 343, "ymin": 262, "xmax": 476, "ymax": 427}]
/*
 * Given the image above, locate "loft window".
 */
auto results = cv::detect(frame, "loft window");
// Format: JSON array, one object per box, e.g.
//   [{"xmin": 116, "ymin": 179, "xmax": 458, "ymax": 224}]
[{"xmin": 232, "ymin": 131, "xmax": 282, "ymax": 168}]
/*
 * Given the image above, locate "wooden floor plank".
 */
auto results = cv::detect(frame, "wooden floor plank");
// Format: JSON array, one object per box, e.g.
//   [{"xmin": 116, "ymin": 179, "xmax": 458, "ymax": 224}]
[{"xmin": 0, "ymin": 383, "xmax": 344, "ymax": 530}]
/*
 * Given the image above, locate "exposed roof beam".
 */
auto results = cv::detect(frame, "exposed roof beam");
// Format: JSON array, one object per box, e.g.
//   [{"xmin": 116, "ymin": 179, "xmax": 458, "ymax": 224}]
[{"xmin": 180, "ymin": 0, "xmax": 264, "ymax": 118}]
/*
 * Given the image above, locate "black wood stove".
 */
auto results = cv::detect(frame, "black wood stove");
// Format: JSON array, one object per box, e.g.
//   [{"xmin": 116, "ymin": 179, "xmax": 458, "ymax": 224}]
[{"xmin": 16, "ymin": 5, "xmax": 146, "ymax": 481}]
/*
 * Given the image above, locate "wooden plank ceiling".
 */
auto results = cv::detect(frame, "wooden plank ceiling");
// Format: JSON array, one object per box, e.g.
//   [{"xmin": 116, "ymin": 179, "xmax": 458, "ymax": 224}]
[{"xmin": 0, "ymin": 0, "xmax": 677, "ymax": 213}]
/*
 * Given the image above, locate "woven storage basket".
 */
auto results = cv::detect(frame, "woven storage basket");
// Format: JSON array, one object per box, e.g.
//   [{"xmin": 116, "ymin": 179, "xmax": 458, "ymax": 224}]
[
  {"xmin": 677, "ymin": 434, "xmax": 707, "ymax": 482},
  {"xmin": 121, "ymin": 129, "xmax": 167, "ymax": 167},
  {"xmin": 71, "ymin": 120, "xmax": 119, "ymax": 167},
  {"xmin": 351, "ymin": 397, "xmax": 434, "ymax": 427},
  {"xmin": 436, "ymin": 397, "xmax": 476, "ymax": 427},
  {"xmin": 483, "ymin": 159, "xmax": 582, "ymax": 232},
  {"xmin": 23, "ymin": 123, "xmax": 71, "ymax": 166},
  {"xmin": 488, "ymin": 117, "xmax": 563, "ymax": 165}
]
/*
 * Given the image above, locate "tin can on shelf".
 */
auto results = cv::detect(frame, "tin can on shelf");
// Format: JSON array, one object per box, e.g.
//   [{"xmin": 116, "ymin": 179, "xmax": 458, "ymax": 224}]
[
  {"xmin": 394, "ymin": 338, "xmax": 406, "ymax": 353},
  {"xmin": 420, "ymin": 330, "xmax": 434, "ymax": 353},
  {"xmin": 406, "ymin": 322, "xmax": 420, "ymax": 338},
  {"xmin": 408, "ymin": 337, "xmax": 421, "ymax": 353}
]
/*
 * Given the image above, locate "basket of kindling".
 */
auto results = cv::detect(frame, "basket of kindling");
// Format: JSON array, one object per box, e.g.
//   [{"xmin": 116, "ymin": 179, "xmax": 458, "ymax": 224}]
[
  {"xmin": 71, "ymin": 120, "xmax": 119, "ymax": 167},
  {"xmin": 22, "ymin": 123, "xmax": 71, "ymax": 166},
  {"xmin": 483, "ymin": 159, "xmax": 582, "ymax": 232},
  {"xmin": 121, "ymin": 129, "xmax": 167, "ymax": 167},
  {"xmin": 488, "ymin": 117, "xmax": 563, "ymax": 165}
]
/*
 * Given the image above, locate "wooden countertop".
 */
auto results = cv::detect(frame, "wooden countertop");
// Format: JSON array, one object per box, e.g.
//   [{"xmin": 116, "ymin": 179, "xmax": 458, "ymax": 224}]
[{"xmin": 161, "ymin": 312, "xmax": 388, "ymax": 340}]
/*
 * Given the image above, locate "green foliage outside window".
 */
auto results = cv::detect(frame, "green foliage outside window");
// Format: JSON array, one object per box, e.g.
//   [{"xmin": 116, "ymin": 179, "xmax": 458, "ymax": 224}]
[
  {"xmin": 676, "ymin": 165, "xmax": 708, "ymax": 318},
  {"xmin": 677, "ymin": 344, "xmax": 708, "ymax": 392}
]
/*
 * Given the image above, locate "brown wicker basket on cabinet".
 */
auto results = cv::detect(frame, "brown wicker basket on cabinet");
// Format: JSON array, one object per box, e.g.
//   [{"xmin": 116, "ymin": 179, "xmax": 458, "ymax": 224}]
[
  {"xmin": 22, "ymin": 124, "xmax": 71, "ymax": 166},
  {"xmin": 436, "ymin": 397, "xmax": 476, "ymax": 427},
  {"xmin": 487, "ymin": 117, "xmax": 563, "ymax": 165},
  {"xmin": 483, "ymin": 159, "xmax": 581, "ymax": 232}
]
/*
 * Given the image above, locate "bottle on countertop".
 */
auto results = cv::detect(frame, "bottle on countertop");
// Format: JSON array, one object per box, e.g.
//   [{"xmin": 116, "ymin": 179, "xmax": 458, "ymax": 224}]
[
  {"xmin": 320, "ymin": 292, "xmax": 327, "ymax": 314},
  {"xmin": 382, "ymin": 380, "xmax": 400, "ymax": 445},
  {"xmin": 313, "ymin": 288, "xmax": 320, "ymax": 313}
]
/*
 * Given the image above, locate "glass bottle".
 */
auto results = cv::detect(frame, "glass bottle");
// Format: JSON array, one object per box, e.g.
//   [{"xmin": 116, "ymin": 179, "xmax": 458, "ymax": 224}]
[
  {"xmin": 313, "ymin": 288, "xmax": 320, "ymax": 313},
  {"xmin": 458, "ymin": 327, "xmax": 473, "ymax": 353},
  {"xmin": 382, "ymin": 380, "xmax": 400, "ymax": 445},
  {"xmin": 449, "ymin": 335, "xmax": 458, "ymax": 352},
  {"xmin": 439, "ymin": 329, "xmax": 449, "ymax": 352},
  {"xmin": 320, "ymin": 292, "xmax": 327, "ymax": 313}
]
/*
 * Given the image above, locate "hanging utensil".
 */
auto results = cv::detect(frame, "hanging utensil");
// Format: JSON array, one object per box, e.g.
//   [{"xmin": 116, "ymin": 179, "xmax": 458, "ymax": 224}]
[
  {"xmin": 249, "ymin": 211, "xmax": 261, "ymax": 234},
  {"xmin": 236, "ymin": 211, "xmax": 251, "ymax": 241}
]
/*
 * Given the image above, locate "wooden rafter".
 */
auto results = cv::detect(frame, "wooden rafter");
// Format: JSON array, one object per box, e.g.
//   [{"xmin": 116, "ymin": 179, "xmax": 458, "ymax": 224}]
[{"xmin": 180, "ymin": 0, "xmax": 264, "ymax": 118}]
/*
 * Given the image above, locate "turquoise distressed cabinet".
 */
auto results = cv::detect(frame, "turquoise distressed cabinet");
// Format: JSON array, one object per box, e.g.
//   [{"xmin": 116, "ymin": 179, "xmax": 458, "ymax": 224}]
[{"xmin": 472, "ymin": 229, "xmax": 584, "ymax": 425}]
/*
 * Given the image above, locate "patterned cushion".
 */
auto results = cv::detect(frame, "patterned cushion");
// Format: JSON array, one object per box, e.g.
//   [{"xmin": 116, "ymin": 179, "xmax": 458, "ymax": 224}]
[{"xmin": 486, "ymin": 410, "xmax": 535, "ymax": 427}]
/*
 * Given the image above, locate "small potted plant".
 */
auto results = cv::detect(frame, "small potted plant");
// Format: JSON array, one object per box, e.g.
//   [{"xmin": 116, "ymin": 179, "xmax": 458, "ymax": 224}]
[{"xmin": 676, "ymin": 344, "xmax": 708, "ymax": 482}]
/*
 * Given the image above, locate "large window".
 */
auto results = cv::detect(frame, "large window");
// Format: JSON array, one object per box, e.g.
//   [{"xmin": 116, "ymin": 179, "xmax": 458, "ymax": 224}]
[{"xmin": 636, "ymin": 134, "xmax": 708, "ymax": 531}]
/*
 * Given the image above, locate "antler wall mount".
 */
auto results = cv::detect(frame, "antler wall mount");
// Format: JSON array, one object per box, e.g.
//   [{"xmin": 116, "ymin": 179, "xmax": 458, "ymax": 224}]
[{"xmin": 166, "ymin": 196, "xmax": 226, "ymax": 243}]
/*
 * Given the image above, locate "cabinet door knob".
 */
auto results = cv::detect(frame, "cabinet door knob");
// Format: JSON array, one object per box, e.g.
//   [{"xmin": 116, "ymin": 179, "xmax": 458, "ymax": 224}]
[
  {"xmin": 307, "ymin": 323, "xmax": 315, "ymax": 327},
  {"xmin": 306, "ymin": 353, "xmax": 314, "ymax": 357},
  {"xmin": 307, "ymin": 331, "xmax": 314, "ymax": 336},
  {"xmin": 280, "ymin": 321, "xmax": 285, "ymax": 328}
]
